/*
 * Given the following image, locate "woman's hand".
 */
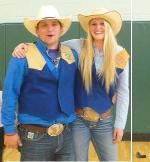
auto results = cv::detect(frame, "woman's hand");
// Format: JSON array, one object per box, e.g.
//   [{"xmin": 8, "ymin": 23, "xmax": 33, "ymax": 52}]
[
  {"xmin": 112, "ymin": 128, "xmax": 124, "ymax": 143},
  {"xmin": 12, "ymin": 43, "xmax": 28, "ymax": 58}
]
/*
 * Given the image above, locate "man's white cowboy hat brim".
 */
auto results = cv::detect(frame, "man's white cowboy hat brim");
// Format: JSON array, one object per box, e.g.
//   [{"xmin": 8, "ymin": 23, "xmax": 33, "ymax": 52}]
[
  {"xmin": 23, "ymin": 5, "xmax": 72, "ymax": 37},
  {"xmin": 78, "ymin": 9, "xmax": 122, "ymax": 35},
  {"xmin": 24, "ymin": 17, "xmax": 72, "ymax": 37}
]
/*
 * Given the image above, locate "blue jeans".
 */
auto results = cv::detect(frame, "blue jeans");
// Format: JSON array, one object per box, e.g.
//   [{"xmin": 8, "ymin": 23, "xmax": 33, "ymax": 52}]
[
  {"xmin": 71, "ymin": 115, "xmax": 117, "ymax": 161},
  {"xmin": 18, "ymin": 125, "xmax": 75, "ymax": 161},
  {"xmin": 0, "ymin": 127, "xmax": 4, "ymax": 162}
]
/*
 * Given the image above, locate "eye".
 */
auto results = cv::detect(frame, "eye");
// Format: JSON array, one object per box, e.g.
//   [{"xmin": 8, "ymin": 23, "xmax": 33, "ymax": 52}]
[
  {"xmin": 52, "ymin": 23, "xmax": 58, "ymax": 26},
  {"xmin": 100, "ymin": 22, "xmax": 104, "ymax": 26},
  {"xmin": 51, "ymin": 21, "xmax": 60, "ymax": 27},
  {"xmin": 91, "ymin": 23, "xmax": 97, "ymax": 26},
  {"xmin": 40, "ymin": 23, "xmax": 47, "ymax": 27}
]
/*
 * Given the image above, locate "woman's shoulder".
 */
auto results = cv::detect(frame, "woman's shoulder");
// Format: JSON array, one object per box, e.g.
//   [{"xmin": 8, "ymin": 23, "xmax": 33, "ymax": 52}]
[
  {"xmin": 115, "ymin": 45, "xmax": 129, "ymax": 69},
  {"xmin": 115, "ymin": 45, "xmax": 129, "ymax": 56},
  {"xmin": 115, "ymin": 45, "xmax": 124, "ymax": 54}
]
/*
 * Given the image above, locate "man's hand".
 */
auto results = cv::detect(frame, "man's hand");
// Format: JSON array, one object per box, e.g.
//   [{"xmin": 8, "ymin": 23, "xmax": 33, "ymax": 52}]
[
  {"xmin": 4, "ymin": 133, "xmax": 22, "ymax": 149},
  {"xmin": 12, "ymin": 43, "xmax": 28, "ymax": 58},
  {"xmin": 112, "ymin": 128, "xmax": 124, "ymax": 143}
]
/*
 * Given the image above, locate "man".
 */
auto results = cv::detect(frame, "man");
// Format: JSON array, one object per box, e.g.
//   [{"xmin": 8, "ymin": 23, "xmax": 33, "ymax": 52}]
[
  {"xmin": 2, "ymin": 5, "xmax": 78, "ymax": 161},
  {"xmin": 0, "ymin": 81, "xmax": 4, "ymax": 162}
]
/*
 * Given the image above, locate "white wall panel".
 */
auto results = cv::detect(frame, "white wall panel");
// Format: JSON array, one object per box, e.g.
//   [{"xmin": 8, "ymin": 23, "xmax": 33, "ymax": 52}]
[
  {"xmin": 133, "ymin": 0, "xmax": 150, "ymax": 21},
  {"xmin": 0, "ymin": 0, "xmax": 132, "ymax": 23}
]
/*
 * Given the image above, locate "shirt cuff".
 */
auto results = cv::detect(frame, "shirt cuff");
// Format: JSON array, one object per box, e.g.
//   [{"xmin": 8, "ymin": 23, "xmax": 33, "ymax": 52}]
[{"xmin": 4, "ymin": 125, "xmax": 17, "ymax": 134}]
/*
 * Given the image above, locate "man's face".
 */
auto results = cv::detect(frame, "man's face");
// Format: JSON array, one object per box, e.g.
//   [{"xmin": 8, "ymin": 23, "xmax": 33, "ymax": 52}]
[{"xmin": 36, "ymin": 19, "xmax": 62, "ymax": 48}]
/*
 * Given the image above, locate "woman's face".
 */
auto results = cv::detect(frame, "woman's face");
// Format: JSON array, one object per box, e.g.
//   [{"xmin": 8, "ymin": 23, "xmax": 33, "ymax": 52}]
[{"xmin": 89, "ymin": 18, "xmax": 105, "ymax": 41}]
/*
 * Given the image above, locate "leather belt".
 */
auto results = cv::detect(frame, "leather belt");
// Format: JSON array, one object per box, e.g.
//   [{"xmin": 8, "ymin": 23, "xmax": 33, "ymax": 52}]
[
  {"xmin": 20, "ymin": 123, "xmax": 65, "ymax": 136},
  {"xmin": 20, "ymin": 124, "xmax": 47, "ymax": 133},
  {"xmin": 75, "ymin": 108, "xmax": 112, "ymax": 121}
]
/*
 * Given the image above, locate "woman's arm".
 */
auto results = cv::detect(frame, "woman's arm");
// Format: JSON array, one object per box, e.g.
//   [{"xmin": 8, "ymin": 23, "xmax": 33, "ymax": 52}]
[
  {"xmin": 114, "ymin": 63, "xmax": 129, "ymax": 129},
  {"xmin": 62, "ymin": 39, "xmax": 84, "ymax": 54},
  {"xmin": 112, "ymin": 63, "xmax": 129, "ymax": 142},
  {"xmin": 12, "ymin": 39, "xmax": 84, "ymax": 58}
]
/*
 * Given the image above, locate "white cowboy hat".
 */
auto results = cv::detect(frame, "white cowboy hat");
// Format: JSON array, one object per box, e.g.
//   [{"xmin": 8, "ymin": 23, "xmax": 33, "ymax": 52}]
[
  {"xmin": 78, "ymin": 8, "xmax": 122, "ymax": 35},
  {"xmin": 24, "ymin": 5, "xmax": 72, "ymax": 37}
]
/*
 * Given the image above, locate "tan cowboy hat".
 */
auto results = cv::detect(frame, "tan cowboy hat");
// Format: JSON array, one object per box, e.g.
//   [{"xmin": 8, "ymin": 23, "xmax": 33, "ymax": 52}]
[
  {"xmin": 78, "ymin": 8, "xmax": 122, "ymax": 35},
  {"xmin": 24, "ymin": 5, "xmax": 72, "ymax": 37}
]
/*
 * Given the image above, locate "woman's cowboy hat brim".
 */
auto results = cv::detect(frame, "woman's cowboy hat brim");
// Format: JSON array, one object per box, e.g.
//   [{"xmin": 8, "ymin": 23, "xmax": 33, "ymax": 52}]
[
  {"xmin": 78, "ymin": 9, "xmax": 122, "ymax": 35},
  {"xmin": 24, "ymin": 16, "xmax": 72, "ymax": 37}
]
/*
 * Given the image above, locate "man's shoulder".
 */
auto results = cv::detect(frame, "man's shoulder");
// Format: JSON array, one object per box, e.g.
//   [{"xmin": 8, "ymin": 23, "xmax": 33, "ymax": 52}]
[
  {"xmin": 8, "ymin": 57, "xmax": 27, "ymax": 69},
  {"xmin": 60, "ymin": 43, "xmax": 78, "ymax": 55}
]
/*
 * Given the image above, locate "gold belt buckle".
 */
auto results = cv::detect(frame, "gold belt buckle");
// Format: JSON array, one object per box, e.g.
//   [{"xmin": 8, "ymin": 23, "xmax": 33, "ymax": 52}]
[
  {"xmin": 82, "ymin": 107, "xmax": 100, "ymax": 122},
  {"xmin": 47, "ymin": 123, "xmax": 64, "ymax": 136}
]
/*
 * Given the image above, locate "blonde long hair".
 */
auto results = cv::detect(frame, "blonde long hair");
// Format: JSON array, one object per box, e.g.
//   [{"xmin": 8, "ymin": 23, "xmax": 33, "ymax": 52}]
[{"xmin": 79, "ymin": 21, "xmax": 117, "ymax": 93}]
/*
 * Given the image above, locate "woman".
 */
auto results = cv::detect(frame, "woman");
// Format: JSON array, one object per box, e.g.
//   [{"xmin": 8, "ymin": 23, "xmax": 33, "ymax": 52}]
[{"xmin": 12, "ymin": 8, "xmax": 129, "ymax": 161}]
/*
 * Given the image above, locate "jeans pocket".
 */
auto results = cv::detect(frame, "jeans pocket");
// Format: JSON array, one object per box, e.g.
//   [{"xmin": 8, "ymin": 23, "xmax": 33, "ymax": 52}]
[{"xmin": 18, "ymin": 126, "xmax": 45, "ymax": 142}]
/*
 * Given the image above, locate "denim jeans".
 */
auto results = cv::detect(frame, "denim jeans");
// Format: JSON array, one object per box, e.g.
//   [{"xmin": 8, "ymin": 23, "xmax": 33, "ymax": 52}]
[
  {"xmin": 71, "ymin": 115, "xmax": 117, "ymax": 161},
  {"xmin": 0, "ymin": 127, "xmax": 4, "ymax": 162},
  {"xmin": 18, "ymin": 125, "xmax": 75, "ymax": 161}
]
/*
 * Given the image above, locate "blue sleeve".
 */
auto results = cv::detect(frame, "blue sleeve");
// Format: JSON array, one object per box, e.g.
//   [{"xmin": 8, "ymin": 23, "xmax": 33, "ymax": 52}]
[{"xmin": 1, "ymin": 57, "xmax": 27, "ymax": 134}]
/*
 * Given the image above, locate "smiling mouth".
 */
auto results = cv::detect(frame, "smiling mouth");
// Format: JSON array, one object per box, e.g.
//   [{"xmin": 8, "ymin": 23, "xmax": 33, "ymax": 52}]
[
  {"xmin": 47, "ymin": 34, "xmax": 55, "ymax": 37},
  {"xmin": 95, "ymin": 32, "xmax": 103, "ymax": 34}
]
